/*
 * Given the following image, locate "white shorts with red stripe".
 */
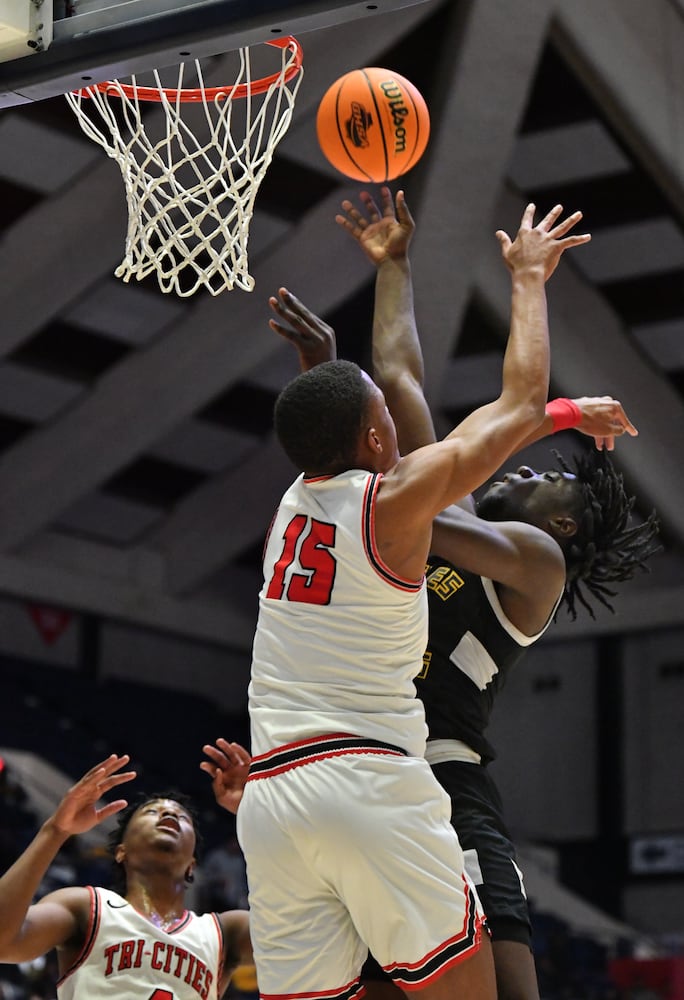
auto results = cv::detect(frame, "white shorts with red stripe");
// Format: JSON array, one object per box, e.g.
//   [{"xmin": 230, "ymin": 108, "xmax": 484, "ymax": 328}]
[{"xmin": 237, "ymin": 735, "xmax": 485, "ymax": 999}]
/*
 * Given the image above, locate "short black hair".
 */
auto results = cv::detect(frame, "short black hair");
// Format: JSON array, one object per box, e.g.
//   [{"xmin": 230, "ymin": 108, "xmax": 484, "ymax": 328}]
[
  {"xmin": 106, "ymin": 790, "xmax": 203, "ymax": 895},
  {"xmin": 553, "ymin": 449, "xmax": 661, "ymax": 620},
  {"xmin": 274, "ymin": 360, "xmax": 373, "ymax": 474}
]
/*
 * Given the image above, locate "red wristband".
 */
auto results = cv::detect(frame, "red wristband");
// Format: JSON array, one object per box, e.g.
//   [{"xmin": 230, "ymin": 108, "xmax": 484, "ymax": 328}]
[{"xmin": 546, "ymin": 397, "xmax": 582, "ymax": 432}]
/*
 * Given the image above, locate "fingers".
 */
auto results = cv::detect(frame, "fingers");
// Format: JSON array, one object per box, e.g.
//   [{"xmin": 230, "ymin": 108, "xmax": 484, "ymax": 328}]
[
  {"xmin": 613, "ymin": 403, "xmax": 638, "ymax": 437},
  {"xmin": 215, "ymin": 738, "xmax": 252, "ymax": 766},
  {"xmin": 202, "ymin": 740, "xmax": 251, "ymax": 770},
  {"xmin": 537, "ymin": 204, "xmax": 564, "ymax": 231},
  {"xmin": 495, "ymin": 229, "xmax": 512, "ymax": 254},
  {"xmin": 338, "ymin": 198, "xmax": 371, "ymax": 233},
  {"xmin": 83, "ymin": 753, "xmax": 130, "ymax": 780},
  {"xmin": 101, "ymin": 770, "xmax": 137, "ymax": 792},
  {"xmin": 97, "ymin": 799, "xmax": 130, "ymax": 821},
  {"xmin": 594, "ymin": 435, "xmax": 615, "ymax": 451},
  {"xmin": 202, "ymin": 743, "xmax": 230, "ymax": 768},
  {"xmin": 269, "ymin": 290, "xmax": 326, "ymax": 337},
  {"xmin": 546, "ymin": 208, "xmax": 581, "ymax": 238},
  {"xmin": 360, "ymin": 189, "xmax": 383, "ymax": 220},
  {"xmin": 268, "ymin": 318, "xmax": 295, "ymax": 342},
  {"xmin": 394, "ymin": 189, "xmax": 415, "ymax": 229},
  {"xmin": 334, "ymin": 211, "xmax": 357, "ymax": 236},
  {"xmin": 75, "ymin": 755, "xmax": 135, "ymax": 799},
  {"xmin": 378, "ymin": 186, "xmax": 395, "ymax": 218},
  {"xmin": 545, "ymin": 209, "xmax": 591, "ymax": 252},
  {"xmin": 519, "ymin": 202, "xmax": 536, "ymax": 229}
]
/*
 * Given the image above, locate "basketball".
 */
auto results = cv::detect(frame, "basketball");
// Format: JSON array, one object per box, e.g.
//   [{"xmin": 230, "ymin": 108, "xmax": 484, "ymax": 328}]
[{"xmin": 316, "ymin": 67, "xmax": 430, "ymax": 183}]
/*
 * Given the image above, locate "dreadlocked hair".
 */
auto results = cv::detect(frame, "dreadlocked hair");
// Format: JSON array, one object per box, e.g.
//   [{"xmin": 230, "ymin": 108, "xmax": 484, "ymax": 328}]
[
  {"xmin": 552, "ymin": 448, "xmax": 661, "ymax": 620},
  {"xmin": 106, "ymin": 789, "xmax": 203, "ymax": 896}
]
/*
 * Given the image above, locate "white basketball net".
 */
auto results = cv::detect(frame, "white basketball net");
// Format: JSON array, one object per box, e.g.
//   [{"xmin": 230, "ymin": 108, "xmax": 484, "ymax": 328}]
[{"xmin": 65, "ymin": 41, "xmax": 303, "ymax": 296}]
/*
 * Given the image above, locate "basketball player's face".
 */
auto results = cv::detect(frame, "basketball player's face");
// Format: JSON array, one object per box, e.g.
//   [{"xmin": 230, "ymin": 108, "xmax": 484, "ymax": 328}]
[
  {"xmin": 477, "ymin": 465, "xmax": 580, "ymax": 531},
  {"xmin": 125, "ymin": 799, "xmax": 197, "ymax": 859}
]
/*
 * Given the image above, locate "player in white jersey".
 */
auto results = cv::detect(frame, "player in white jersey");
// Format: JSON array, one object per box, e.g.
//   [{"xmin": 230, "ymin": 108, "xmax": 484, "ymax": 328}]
[
  {"xmin": 0, "ymin": 752, "xmax": 252, "ymax": 1000},
  {"xmin": 239, "ymin": 202, "xmax": 591, "ymax": 1000}
]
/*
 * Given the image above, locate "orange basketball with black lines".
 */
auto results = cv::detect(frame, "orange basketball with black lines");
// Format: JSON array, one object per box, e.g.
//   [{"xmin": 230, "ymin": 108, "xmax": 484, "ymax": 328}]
[{"xmin": 316, "ymin": 67, "xmax": 430, "ymax": 183}]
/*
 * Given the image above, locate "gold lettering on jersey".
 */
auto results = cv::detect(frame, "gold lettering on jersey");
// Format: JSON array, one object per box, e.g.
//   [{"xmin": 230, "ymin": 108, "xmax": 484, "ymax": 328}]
[
  {"xmin": 103, "ymin": 939, "xmax": 214, "ymax": 999},
  {"xmin": 426, "ymin": 565, "xmax": 464, "ymax": 600},
  {"xmin": 417, "ymin": 649, "xmax": 432, "ymax": 679}
]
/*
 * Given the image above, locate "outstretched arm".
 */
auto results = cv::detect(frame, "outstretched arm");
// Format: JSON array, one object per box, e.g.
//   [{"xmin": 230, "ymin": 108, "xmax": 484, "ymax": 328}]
[
  {"xmin": 338, "ymin": 190, "xmax": 636, "ymax": 464},
  {"xmin": 336, "ymin": 187, "xmax": 436, "ymax": 457},
  {"xmin": 385, "ymin": 203, "xmax": 590, "ymax": 507},
  {"xmin": 0, "ymin": 755, "xmax": 135, "ymax": 963}
]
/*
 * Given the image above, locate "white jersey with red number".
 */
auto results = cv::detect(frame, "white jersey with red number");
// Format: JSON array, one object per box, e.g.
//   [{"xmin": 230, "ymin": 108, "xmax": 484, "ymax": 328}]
[
  {"xmin": 249, "ymin": 470, "xmax": 429, "ymax": 758},
  {"xmin": 57, "ymin": 887, "xmax": 224, "ymax": 1000}
]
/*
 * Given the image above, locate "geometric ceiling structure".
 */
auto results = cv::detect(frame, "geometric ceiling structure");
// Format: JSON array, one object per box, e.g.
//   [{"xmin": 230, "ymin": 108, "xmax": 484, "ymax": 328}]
[{"xmin": 0, "ymin": 0, "xmax": 682, "ymax": 652}]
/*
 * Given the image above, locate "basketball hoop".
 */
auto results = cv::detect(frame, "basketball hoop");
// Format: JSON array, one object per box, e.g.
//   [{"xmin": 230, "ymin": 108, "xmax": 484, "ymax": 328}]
[{"xmin": 65, "ymin": 38, "xmax": 304, "ymax": 297}]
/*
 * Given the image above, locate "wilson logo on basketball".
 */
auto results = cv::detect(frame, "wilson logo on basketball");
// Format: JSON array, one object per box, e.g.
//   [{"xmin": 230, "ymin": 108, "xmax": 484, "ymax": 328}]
[
  {"xmin": 380, "ymin": 79, "xmax": 409, "ymax": 154},
  {"xmin": 345, "ymin": 101, "xmax": 373, "ymax": 148}
]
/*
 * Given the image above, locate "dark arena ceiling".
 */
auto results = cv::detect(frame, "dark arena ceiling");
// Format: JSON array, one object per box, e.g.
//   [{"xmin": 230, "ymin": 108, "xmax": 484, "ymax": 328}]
[{"xmin": 0, "ymin": 0, "xmax": 683, "ymax": 656}]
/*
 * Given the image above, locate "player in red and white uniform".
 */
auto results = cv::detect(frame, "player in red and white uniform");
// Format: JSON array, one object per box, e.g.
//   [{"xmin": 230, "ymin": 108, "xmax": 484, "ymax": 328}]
[
  {"xmin": 238, "ymin": 200, "xmax": 591, "ymax": 1000},
  {"xmin": 0, "ymin": 753, "xmax": 252, "ymax": 1000}
]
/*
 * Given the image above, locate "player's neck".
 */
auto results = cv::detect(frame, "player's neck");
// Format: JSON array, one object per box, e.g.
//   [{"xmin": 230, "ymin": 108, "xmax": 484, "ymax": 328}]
[{"xmin": 126, "ymin": 879, "xmax": 186, "ymax": 928}]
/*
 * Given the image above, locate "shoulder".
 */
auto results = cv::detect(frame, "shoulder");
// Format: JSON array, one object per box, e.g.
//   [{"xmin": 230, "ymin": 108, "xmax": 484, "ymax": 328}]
[
  {"xmin": 36, "ymin": 885, "xmax": 92, "ymax": 915},
  {"xmin": 28, "ymin": 885, "xmax": 93, "ymax": 953}
]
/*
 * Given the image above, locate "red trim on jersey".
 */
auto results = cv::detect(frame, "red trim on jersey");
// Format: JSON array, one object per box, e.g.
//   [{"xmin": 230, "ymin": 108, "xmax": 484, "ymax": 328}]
[
  {"xmin": 247, "ymin": 733, "xmax": 406, "ymax": 781},
  {"xmin": 362, "ymin": 475, "xmax": 424, "ymax": 592},
  {"xmin": 211, "ymin": 911, "xmax": 227, "ymax": 997},
  {"xmin": 166, "ymin": 910, "xmax": 191, "ymax": 932},
  {"xmin": 259, "ymin": 974, "xmax": 364, "ymax": 1000},
  {"xmin": 247, "ymin": 745, "xmax": 404, "ymax": 781},
  {"xmin": 57, "ymin": 885, "xmax": 102, "ymax": 986},
  {"xmin": 250, "ymin": 732, "xmax": 380, "ymax": 760},
  {"xmin": 383, "ymin": 877, "xmax": 484, "ymax": 990}
]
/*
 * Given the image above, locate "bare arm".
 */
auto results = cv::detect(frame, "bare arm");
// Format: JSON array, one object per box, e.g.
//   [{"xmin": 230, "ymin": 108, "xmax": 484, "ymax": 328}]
[
  {"xmin": 336, "ymin": 188, "xmax": 437, "ymax": 456},
  {"xmin": 431, "ymin": 506, "xmax": 566, "ymax": 635},
  {"xmin": 219, "ymin": 909, "xmax": 253, "ymax": 974},
  {"xmin": 0, "ymin": 755, "xmax": 135, "ymax": 962},
  {"xmin": 372, "ymin": 203, "xmax": 591, "ymax": 581}
]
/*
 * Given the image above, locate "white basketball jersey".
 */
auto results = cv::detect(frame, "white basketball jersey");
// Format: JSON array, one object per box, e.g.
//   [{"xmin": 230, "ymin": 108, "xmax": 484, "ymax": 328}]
[
  {"xmin": 58, "ymin": 887, "xmax": 224, "ymax": 1000},
  {"xmin": 250, "ymin": 470, "xmax": 429, "ymax": 758}
]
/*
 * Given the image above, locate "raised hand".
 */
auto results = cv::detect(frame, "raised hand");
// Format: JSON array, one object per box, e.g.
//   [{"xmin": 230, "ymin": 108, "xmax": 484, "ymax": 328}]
[
  {"xmin": 336, "ymin": 186, "xmax": 415, "ymax": 267},
  {"xmin": 269, "ymin": 287, "xmax": 336, "ymax": 372},
  {"xmin": 200, "ymin": 739, "xmax": 251, "ymax": 815},
  {"xmin": 573, "ymin": 395, "xmax": 638, "ymax": 451},
  {"xmin": 496, "ymin": 203, "xmax": 591, "ymax": 282},
  {"xmin": 50, "ymin": 755, "xmax": 135, "ymax": 837}
]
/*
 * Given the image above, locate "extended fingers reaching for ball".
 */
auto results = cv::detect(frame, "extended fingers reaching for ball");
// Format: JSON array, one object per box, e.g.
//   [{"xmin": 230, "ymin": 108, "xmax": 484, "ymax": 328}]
[{"xmin": 336, "ymin": 187, "xmax": 415, "ymax": 267}]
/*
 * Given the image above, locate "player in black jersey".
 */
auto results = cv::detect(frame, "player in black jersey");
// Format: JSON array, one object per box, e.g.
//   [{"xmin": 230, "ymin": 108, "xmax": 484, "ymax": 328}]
[{"xmin": 328, "ymin": 187, "xmax": 659, "ymax": 1000}]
